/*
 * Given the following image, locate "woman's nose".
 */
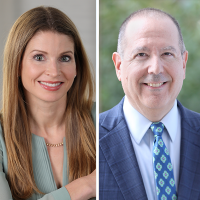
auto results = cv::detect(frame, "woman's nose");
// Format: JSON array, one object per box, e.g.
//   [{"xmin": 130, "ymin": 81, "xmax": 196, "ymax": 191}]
[{"xmin": 45, "ymin": 61, "xmax": 61, "ymax": 77}]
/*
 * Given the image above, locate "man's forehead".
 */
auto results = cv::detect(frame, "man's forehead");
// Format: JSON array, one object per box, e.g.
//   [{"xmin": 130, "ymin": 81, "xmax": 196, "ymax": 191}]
[
  {"xmin": 125, "ymin": 15, "xmax": 177, "ymax": 35},
  {"xmin": 124, "ymin": 16, "xmax": 180, "ymax": 47}
]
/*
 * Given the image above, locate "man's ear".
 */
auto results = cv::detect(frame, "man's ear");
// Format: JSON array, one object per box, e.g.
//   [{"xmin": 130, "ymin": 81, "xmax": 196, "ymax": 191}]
[
  {"xmin": 182, "ymin": 50, "xmax": 188, "ymax": 79},
  {"xmin": 112, "ymin": 52, "xmax": 122, "ymax": 81}
]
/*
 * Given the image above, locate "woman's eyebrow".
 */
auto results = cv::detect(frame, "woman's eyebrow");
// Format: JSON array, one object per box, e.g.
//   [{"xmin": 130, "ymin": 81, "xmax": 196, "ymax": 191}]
[
  {"xmin": 30, "ymin": 50, "xmax": 74, "ymax": 54},
  {"xmin": 30, "ymin": 49, "xmax": 47, "ymax": 54},
  {"xmin": 61, "ymin": 50, "xmax": 74, "ymax": 55}
]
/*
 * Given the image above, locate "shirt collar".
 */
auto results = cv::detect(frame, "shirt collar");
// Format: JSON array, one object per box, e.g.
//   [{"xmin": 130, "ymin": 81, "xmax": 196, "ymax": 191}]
[
  {"xmin": 160, "ymin": 99, "xmax": 178, "ymax": 142},
  {"xmin": 123, "ymin": 96, "xmax": 178, "ymax": 144}
]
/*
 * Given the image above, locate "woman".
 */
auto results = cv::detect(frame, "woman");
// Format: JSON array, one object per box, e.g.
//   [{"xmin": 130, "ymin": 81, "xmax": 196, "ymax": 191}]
[{"xmin": 0, "ymin": 6, "xmax": 96, "ymax": 200}]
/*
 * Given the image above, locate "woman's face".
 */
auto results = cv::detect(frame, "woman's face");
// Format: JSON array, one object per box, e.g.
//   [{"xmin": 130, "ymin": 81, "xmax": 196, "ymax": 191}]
[{"xmin": 21, "ymin": 31, "xmax": 76, "ymax": 104}]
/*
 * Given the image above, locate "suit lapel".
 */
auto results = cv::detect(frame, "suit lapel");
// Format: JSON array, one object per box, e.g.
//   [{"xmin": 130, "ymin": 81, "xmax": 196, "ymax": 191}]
[
  {"xmin": 177, "ymin": 101, "xmax": 200, "ymax": 199},
  {"xmin": 100, "ymin": 99, "xmax": 147, "ymax": 200}
]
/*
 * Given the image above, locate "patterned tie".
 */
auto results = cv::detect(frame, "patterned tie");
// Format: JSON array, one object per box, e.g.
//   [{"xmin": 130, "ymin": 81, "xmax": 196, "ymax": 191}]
[{"xmin": 151, "ymin": 122, "xmax": 177, "ymax": 200}]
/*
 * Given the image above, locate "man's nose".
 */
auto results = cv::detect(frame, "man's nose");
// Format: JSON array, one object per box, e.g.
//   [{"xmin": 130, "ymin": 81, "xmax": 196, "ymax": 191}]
[
  {"xmin": 45, "ymin": 60, "xmax": 61, "ymax": 77},
  {"xmin": 147, "ymin": 55, "xmax": 164, "ymax": 75}
]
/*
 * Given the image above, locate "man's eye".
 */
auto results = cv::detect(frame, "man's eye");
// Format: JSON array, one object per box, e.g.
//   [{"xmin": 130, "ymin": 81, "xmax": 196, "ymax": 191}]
[
  {"xmin": 60, "ymin": 56, "xmax": 70, "ymax": 62},
  {"xmin": 137, "ymin": 53, "xmax": 147, "ymax": 57},
  {"xmin": 163, "ymin": 52, "xmax": 172, "ymax": 56},
  {"xmin": 34, "ymin": 55, "xmax": 44, "ymax": 61}
]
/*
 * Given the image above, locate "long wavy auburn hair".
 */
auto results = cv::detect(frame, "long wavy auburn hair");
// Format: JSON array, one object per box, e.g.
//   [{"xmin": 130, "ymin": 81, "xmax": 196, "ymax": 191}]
[{"xmin": 1, "ymin": 6, "xmax": 96, "ymax": 200}]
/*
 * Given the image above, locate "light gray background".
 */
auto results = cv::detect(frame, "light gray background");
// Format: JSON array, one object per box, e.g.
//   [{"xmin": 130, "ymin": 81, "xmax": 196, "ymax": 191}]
[{"xmin": 0, "ymin": 0, "xmax": 96, "ymax": 104}]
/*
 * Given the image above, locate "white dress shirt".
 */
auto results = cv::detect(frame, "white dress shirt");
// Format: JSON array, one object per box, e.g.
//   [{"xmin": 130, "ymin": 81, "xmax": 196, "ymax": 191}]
[{"xmin": 123, "ymin": 96, "xmax": 181, "ymax": 200}]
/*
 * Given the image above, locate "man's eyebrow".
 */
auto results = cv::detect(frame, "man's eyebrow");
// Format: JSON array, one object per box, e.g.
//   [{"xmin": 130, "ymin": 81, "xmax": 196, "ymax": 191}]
[
  {"xmin": 131, "ymin": 46, "xmax": 150, "ymax": 55},
  {"xmin": 162, "ymin": 46, "xmax": 177, "ymax": 53},
  {"xmin": 130, "ymin": 46, "xmax": 178, "ymax": 56},
  {"xmin": 135, "ymin": 46, "xmax": 150, "ymax": 51}
]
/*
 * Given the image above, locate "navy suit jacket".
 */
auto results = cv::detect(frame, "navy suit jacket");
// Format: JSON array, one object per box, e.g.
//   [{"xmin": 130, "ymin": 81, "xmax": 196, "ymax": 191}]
[{"xmin": 99, "ymin": 98, "xmax": 200, "ymax": 200}]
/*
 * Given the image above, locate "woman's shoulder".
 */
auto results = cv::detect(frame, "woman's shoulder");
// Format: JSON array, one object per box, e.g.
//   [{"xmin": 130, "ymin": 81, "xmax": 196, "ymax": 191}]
[
  {"xmin": 0, "ymin": 122, "xmax": 5, "ymax": 149},
  {"xmin": 0, "ymin": 122, "xmax": 6, "ymax": 154},
  {"xmin": 0, "ymin": 120, "xmax": 8, "ymax": 174}
]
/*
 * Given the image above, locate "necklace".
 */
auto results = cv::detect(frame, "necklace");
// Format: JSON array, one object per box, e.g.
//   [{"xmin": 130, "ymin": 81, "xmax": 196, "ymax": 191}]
[{"xmin": 46, "ymin": 142, "xmax": 63, "ymax": 147}]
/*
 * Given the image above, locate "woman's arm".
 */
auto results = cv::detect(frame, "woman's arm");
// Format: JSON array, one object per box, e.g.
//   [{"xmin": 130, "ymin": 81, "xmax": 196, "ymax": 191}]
[
  {"xmin": 1, "ymin": 144, "xmax": 95, "ymax": 200},
  {"xmin": 0, "ymin": 147, "xmax": 71, "ymax": 200},
  {"xmin": 0, "ymin": 171, "xmax": 13, "ymax": 200},
  {"xmin": 65, "ymin": 170, "xmax": 96, "ymax": 200},
  {"xmin": 0, "ymin": 130, "xmax": 14, "ymax": 200},
  {"xmin": 0, "ymin": 164, "xmax": 95, "ymax": 200}
]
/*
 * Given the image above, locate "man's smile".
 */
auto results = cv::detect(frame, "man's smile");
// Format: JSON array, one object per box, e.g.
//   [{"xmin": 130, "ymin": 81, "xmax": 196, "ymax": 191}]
[{"xmin": 144, "ymin": 82, "xmax": 167, "ymax": 88}]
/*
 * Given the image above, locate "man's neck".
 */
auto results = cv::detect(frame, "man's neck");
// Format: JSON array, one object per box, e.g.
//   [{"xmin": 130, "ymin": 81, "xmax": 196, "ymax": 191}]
[{"xmin": 126, "ymin": 96, "xmax": 175, "ymax": 122}]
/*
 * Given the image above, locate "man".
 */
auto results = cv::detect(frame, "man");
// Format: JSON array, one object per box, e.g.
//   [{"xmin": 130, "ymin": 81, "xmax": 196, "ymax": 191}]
[{"xmin": 99, "ymin": 8, "xmax": 200, "ymax": 200}]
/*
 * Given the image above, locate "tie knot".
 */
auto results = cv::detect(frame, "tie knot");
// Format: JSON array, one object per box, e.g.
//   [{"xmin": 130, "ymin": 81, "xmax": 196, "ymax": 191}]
[{"xmin": 150, "ymin": 122, "xmax": 165, "ymax": 136}]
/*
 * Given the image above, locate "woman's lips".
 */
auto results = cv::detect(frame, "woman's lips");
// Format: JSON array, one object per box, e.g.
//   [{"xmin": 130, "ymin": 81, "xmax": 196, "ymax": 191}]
[{"xmin": 38, "ymin": 81, "xmax": 63, "ymax": 91}]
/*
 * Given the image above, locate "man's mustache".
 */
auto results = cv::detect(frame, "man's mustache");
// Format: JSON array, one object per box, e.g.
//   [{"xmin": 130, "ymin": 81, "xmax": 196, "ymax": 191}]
[{"xmin": 142, "ymin": 74, "xmax": 168, "ymax": 83}]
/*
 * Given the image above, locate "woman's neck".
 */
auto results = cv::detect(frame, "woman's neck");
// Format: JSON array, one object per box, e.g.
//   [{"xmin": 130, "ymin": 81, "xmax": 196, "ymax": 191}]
[{"xmin": 26, "ymin": 96, "xmax": 67, "ymax": 138}]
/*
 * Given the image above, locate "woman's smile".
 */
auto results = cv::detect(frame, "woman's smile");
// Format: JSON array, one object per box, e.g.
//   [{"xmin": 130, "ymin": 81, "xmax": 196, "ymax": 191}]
[{"xmin": 38, "ymin": 81, "xmax": 64, "ymax": 91}]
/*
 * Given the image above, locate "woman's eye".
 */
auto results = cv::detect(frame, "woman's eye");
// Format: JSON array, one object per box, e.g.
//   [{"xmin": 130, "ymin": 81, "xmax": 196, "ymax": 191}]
[
  {"xmin": 60, "ymin": 56, "xmax": 70, "ymax": 62},
  {"xmin": 34, "ymin": 55, "xmax": 44, "ymax": 61}
]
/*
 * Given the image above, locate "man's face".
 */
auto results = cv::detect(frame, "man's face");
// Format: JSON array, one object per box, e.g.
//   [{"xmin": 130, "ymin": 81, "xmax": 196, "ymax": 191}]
[{"xmin": 113, "ymin": 16, "xmax": 188, "ymax": 116}]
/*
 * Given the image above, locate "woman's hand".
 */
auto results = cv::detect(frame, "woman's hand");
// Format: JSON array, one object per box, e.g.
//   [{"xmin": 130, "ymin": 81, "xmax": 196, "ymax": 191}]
[{"xmin": 65, "ymin": 169, "xmax": 96, "ymax": 200}]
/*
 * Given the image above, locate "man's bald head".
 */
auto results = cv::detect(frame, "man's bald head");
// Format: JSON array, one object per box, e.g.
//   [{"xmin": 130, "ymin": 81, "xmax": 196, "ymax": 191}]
[{"xmin": 117, "ymin": 8, "xmax": 186, "ymax": 58}]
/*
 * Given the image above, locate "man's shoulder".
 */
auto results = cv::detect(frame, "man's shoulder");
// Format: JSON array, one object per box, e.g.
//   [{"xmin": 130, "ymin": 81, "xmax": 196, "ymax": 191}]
[
  {"xmin": 99, "ymin": 104, "xmax": 120, "ymax": 122},
  {"xmin": 99, "ymin": 98, "xmax": 125, "ymax": 139},
  {"xmin": 178, "ymin": 101, "xmax": 200, "ymax": 131}
]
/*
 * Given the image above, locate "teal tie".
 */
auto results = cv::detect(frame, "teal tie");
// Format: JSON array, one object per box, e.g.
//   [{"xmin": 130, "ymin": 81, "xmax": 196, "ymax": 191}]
[{"xmin": 151, "ymin": 122, "xmax": 177, "ymax": 200}]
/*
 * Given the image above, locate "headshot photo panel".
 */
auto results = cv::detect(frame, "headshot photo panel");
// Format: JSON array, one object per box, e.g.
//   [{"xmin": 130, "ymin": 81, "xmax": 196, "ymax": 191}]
[{"xmin": 99, "ymin": 1, "xmax": 200, "ymax": 200}]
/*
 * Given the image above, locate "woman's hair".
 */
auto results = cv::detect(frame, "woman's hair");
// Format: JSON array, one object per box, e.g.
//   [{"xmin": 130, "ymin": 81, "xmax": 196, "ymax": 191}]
[{"xmin": 1, "ymin": 6, "xmax": 95, "ymax": 199}]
